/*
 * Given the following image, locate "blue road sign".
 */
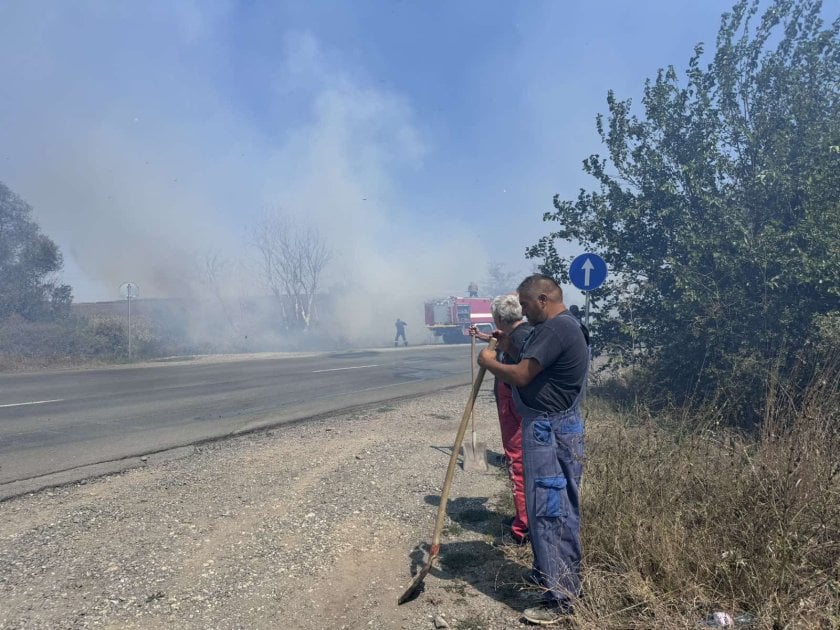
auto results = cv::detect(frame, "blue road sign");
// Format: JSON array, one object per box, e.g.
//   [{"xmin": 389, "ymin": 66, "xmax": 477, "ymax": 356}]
[{"xmin": 569, "ymin": 253, "xmax": 607, "ymax": 291}]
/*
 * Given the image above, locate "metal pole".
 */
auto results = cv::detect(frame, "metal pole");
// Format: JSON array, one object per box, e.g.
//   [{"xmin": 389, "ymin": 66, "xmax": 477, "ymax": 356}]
[
  {"xmin": 584, "ymin": 291, "xmax": 591, "ymax": 329},
  {"xmin": 127, "ymin": 289, "xmax": 132, "ymax": 360},
  {"xmin": 583, "ymin": 291, "xmax": 592, "ymax": 401}
]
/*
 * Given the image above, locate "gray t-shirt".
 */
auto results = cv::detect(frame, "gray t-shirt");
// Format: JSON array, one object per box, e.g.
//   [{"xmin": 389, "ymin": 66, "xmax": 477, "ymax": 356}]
[{"xmin": 516, "ymin": 312, "xmax": 589, "ymax": 412}]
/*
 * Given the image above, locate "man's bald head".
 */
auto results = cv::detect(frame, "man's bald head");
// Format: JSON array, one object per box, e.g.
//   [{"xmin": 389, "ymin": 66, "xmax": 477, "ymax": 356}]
[{"xmin": 516, "ymin": 274, "xmax": 565, "ymax": 324}]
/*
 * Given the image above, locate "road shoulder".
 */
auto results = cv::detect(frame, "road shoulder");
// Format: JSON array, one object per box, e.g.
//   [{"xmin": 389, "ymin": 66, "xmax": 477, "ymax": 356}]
[{"xmin": 0, "ymin": 386, "xmax": 538, "ymax": 629}]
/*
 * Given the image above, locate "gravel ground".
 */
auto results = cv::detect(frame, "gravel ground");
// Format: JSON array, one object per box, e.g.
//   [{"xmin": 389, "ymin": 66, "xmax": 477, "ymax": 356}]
[{"xmin": 1, "ymin": 385, "xmax": 543, "ymax": 629}]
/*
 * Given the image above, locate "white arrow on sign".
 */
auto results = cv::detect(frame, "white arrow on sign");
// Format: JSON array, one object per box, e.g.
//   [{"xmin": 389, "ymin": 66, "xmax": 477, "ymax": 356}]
[{"xmin": 582, "ymin": 257, "xmax": 594, "ymax": 287}]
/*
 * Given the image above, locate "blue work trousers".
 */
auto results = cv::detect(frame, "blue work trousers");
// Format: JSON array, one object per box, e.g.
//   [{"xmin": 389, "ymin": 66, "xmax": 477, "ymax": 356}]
[{"xmin": 521, "ymin": 408, "xmax": 584, "ymax": 605}]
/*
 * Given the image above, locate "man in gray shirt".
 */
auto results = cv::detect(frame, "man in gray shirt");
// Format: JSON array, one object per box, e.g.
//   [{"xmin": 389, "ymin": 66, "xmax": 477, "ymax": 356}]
[{"xmin": 478, "ymin": 274, "xmax": 589, "ymax": 625}]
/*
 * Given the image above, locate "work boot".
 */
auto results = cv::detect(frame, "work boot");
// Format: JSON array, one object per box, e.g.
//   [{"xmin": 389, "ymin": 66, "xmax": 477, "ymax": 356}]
[{"xmin": 522, "ymin": 601, "xmax": 574, "ymax": 626}]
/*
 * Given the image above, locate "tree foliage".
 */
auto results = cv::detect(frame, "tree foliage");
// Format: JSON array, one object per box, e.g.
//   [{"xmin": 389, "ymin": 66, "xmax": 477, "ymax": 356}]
[
  {"xmin": 528, "ymin": 0, "xmax": 840, "ymax": 422},
  {"xmin": 0, "ymin": 181, "xmax": 72, "ymax": 321}
]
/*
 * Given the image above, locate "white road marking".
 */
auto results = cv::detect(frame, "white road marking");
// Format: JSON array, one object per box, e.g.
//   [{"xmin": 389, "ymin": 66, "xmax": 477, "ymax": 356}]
[
  {"xmin": 0, "ymin": 399, "xmax": 64, "ymax": 409},
  {"xmin": 311, "ymin": 365, "xmax": 379, "ymax": 373}
]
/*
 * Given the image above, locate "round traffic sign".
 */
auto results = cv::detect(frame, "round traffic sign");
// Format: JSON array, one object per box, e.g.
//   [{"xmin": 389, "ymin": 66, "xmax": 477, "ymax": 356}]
[{"xmin": 569, "ymin": 253, "xmax": 607, "ymax": 291}]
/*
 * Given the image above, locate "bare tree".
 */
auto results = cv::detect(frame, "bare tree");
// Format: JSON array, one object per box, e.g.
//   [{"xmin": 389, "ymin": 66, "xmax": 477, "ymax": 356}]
[{"xmin": 251, "ymin": 213, "xmax": 331, "ymax": 330}]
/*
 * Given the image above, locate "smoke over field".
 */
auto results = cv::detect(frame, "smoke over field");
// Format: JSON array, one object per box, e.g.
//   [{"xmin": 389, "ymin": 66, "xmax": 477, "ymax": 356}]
[{"xmin": 0, "ymin": 5, "xmax": 511, "ymax": 351}]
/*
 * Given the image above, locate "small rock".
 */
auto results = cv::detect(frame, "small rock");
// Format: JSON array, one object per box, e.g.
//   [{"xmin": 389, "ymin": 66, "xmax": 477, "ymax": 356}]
[{"xmin": 433, "ymin": 614, "xmax": 449, "ymax": 628}]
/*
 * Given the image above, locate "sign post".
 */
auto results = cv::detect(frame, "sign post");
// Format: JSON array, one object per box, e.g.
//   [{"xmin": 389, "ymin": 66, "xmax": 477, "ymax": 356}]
[
  {"xmin": 568, "ymin": 253, "xmax": 608, "ymax": 328},
  {"xmin": 119, "ymin": 282, "xmax": 139, "ymax": 360}
]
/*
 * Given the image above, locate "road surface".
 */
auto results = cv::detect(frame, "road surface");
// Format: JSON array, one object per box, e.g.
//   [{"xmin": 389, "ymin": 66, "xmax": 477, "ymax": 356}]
[{"xmin": 0, "ymin": 345, "xmax": 474, "ymax": 499}]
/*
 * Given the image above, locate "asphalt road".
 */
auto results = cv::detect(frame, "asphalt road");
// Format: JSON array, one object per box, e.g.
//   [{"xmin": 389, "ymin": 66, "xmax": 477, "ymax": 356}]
[{"xmin": 0, "ymin": 345, "xmax": 475, "ymax": 499}]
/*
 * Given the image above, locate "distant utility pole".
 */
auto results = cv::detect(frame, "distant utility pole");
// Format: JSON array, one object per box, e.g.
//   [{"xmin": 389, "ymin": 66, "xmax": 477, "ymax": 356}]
[{"xmin": 119, "ymin": 282, "xmax": 139, "ymax": 360}]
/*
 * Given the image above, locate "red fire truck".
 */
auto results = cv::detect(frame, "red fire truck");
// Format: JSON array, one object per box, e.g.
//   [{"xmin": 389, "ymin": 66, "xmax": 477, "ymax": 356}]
[{"xmin": 424, "ymin": 296, "xmax": 495, "ymax": 344}]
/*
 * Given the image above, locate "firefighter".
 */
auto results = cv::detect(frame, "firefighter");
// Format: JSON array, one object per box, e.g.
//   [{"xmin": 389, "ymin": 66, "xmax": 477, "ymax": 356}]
[{"xmin": 394, "ymin": 318, "xmax": 408, "ymax": 347}]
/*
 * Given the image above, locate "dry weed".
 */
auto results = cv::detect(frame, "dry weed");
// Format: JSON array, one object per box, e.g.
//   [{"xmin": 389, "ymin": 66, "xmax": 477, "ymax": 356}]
[{"xmin": 573, "ymin": 363, "xmax": 840, "ymax": 628}]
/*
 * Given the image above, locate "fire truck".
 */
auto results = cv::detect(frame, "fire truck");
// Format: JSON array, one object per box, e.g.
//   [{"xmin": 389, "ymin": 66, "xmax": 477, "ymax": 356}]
[{"xmin": 424, "ymin": 296, "xmax": 495, "ymax": 344}]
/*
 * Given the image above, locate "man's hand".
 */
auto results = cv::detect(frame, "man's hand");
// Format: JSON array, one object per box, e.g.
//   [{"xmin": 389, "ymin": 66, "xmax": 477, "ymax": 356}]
[{"xmin": 477, "ymin": 346, "xmax": 497, "ymax": 368}]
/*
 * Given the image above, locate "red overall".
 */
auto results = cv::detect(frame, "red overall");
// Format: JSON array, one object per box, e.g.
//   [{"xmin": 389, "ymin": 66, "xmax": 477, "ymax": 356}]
[{"xmin": 496, "ymin": 379, "xmax": 528, "ymax": 541}]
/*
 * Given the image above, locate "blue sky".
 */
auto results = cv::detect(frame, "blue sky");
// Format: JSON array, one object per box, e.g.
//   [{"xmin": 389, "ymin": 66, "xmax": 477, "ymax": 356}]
[{"xmin": 1, "ymin": 0, "xmax": 740, "ymax": 304}]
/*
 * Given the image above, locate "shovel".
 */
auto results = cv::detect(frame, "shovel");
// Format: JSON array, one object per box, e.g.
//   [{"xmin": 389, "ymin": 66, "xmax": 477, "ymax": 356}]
[
  {"xmin": 398, "ymin": 338, "xmax": 496, "ymax": 605},
  {"xmin": 462, "ymin": 334, "xmax": 488, "ymax": 473}
]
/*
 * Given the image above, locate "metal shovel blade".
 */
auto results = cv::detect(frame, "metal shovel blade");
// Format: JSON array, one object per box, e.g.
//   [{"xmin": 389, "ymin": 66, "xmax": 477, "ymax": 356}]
[
  {"xmin": 462, "ymin": 335, "xmax": 488, "ymax": 473},
  {"xmin": 397, "ymin": 543, "xmax": 438, "ymax": 604},
  {"xmin": 462, "ymin": 434, "xmax": 488, "ymax": 472}
]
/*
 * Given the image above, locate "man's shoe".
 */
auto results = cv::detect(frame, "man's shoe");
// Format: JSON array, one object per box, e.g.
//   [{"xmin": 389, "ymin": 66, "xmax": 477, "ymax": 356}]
[{"xmin": 522, "ymin": 602, "xmax": 573, "ymax": 626}]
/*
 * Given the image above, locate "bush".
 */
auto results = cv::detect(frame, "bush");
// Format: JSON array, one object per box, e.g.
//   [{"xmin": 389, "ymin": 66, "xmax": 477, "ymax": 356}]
[
  {"xmin": 0, "ymin": 314, "xmax": 172, "ymax": 370},
  {"xmin": 575, "ymin": 363, "xmax": 840, "ymax": 628}
]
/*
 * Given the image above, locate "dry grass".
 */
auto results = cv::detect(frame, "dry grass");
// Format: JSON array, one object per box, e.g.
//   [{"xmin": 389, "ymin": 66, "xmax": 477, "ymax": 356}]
[{"xmin": 569, "ymin": 363, "xmax": 840, "ymax": 629}]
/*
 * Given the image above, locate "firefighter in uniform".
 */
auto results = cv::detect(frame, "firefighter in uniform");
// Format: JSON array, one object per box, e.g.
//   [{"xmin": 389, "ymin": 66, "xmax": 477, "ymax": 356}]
[{"xmin": 394, "ymin": 318, "xmax": 408, "ymax": 347}]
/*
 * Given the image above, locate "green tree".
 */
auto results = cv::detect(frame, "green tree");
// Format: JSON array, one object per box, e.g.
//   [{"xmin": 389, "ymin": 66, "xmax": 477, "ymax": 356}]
[
  {"xmin": 528, "ymin": 0, "xmax": 840, "ymax": 422},
  {"xmin": 0, "ymin": 181, "xmax": 73, "ymax": 320}
]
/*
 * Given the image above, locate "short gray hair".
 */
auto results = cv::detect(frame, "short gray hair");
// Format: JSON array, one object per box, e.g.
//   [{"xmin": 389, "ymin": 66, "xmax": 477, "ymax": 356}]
[{"xmin": 491, "ymin": 294, "xmax": 523, "ymax": 324}]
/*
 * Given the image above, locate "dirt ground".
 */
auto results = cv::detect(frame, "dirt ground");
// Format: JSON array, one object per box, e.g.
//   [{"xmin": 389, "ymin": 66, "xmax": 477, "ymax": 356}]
[{"xmin": 0, "ymin": 385, "xmax": 545, "ymax": 629}]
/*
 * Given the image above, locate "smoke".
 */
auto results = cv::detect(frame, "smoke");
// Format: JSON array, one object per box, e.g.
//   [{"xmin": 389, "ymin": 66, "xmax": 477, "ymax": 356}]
[{"xmin": 0, "ymin": 5, "xmax": 491, "ymax": 349}]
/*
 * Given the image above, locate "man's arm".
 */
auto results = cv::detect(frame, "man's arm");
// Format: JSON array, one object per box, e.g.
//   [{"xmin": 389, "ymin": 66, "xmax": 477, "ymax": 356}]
[
  {"xmin": 468, "ymin": 325, "xmax": 492, "ymax": 342},
  {"xmin": 477, "ymin": 347, "xmax": 543, "ymax": 387}
]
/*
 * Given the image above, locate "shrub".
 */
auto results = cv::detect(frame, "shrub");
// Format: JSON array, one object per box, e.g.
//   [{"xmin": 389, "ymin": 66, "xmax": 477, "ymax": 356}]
[
  {"xmin": 576, "ymin": 362, "xmax": 840, "ymax": 628},
  {"xmin": 0, "ymin": 314, "xmax": 173, "ymax": 370}
]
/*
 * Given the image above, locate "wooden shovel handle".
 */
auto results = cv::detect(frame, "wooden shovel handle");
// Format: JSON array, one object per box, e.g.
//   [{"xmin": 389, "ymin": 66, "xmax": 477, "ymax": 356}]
[
  {"xmin": 397, "ymin": 338, "xmax": 497, "ymax": 605},
  {"xmin": 470, "ymin": 334, "xmax": 476, "ymax": 434},
  {"xmin": 429, "ymin": 338, "xmax": 496, "ymax": 556}
]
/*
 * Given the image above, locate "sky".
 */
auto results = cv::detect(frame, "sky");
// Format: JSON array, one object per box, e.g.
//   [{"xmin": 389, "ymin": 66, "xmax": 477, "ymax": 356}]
[{"xmin": 0, "ymin": 0, "xmax": 741, "ymax": 308}]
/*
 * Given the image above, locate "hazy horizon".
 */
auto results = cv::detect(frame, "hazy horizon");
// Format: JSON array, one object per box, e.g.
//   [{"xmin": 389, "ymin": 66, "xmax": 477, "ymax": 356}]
[{"xmin": 1, "ymin": 0, "xmax": 740, "ymax": 333}]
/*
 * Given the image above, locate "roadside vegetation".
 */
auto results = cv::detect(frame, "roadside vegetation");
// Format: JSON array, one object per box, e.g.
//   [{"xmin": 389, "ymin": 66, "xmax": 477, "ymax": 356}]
[
  {"xmin": 485, "ymin": 361, "xmax": 839, "ymax": 629},
  {"xmin": 503, "ymin": 1, "xmax": 840, "ymax": 626},
  {"xmin": 0, "ymin": 313, "xmax": 186, "ymax": 371},
  {"xmin": 568, "ymin": 361, "xmax": 840, "ymax": 629}
]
